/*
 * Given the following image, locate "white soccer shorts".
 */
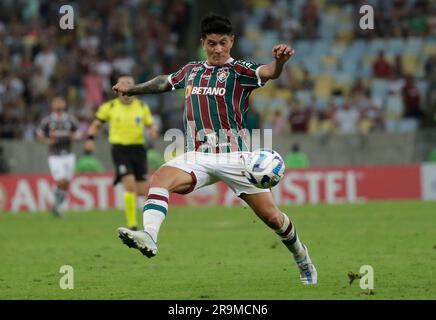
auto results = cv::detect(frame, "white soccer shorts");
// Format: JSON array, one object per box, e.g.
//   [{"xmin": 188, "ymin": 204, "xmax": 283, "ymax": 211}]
[
  {"xmin": 162, "ymin": 151, "xmax": 270, "ymax": 196},
  {"xmin": 48, "ymin": 153, "xmax": 76, "ymax": 181}
]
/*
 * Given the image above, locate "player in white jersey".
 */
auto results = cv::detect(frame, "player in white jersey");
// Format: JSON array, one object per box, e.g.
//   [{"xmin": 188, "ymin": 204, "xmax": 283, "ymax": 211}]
[{"xmin": 37, "ymin": 96, "xmax": 82, "ymax": 216}]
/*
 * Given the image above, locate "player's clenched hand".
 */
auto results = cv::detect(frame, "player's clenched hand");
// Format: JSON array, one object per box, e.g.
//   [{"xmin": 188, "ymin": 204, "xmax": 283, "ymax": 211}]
[
  {"xmin": 112, "ymin": 82, "xmax": 131, "ymax": 96},
  {"xmin": 272, "ymin": 44, "xmax": 294, "ymax": 64}
]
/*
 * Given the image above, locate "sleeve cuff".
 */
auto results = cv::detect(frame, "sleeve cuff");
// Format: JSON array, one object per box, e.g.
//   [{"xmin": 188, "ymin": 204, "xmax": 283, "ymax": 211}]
[
  {"xmin": 167, "ymin": 74, "xmax": 175, "ymax": 90},
  {"xmin": 255, "ymin": 65, "xmax": 266, "ymax": 87}
]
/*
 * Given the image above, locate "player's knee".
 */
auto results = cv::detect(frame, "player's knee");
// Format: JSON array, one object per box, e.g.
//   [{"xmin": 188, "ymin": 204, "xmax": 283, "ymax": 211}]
[
  {"xmin": 149, "ymin": 167, "xmax": 192, "ymax": 194},
  {"xmin": 121, "ymin": 175, "xmax": 136, "ymax": 192},
  {"xmin": 149, "ymin": 169, "xmax": 172, "ymax": 189},
  {"xmin": 263, "ymin": 208, "xmax": 283, "ymax": 229}
]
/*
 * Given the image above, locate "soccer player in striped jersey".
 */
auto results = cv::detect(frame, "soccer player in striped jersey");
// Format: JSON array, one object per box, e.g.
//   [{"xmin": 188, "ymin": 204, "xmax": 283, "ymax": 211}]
[
  {"xmin": 115, "ymin": 14, "xmax": 317, "ymax": 285},
  {"xmin": 37, "ymin": 96, "xmax": 82, "ymax": 216}
]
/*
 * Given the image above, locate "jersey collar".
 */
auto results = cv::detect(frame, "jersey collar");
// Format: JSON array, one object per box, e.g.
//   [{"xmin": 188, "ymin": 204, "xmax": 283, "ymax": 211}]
[
  {"xmin": 204, "ymin": 57, "xmax": 234, "ymax": 69},
  {"xmin": 50, "ymin": 112, "xmax": 66, "ymax": 120}
]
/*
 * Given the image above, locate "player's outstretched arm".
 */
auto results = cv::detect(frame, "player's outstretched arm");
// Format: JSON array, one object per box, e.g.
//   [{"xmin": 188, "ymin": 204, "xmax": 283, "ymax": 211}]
[
  {"xmin": 112, "ymin": 75, "xmax": 172, "ymax": 96},
  {"xmin": 258, "ymin": 44, "xmax": 295, "ymax": 82}
]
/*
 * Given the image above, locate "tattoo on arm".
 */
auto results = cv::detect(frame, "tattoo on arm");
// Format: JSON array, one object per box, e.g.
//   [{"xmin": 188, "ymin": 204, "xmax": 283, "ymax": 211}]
[{"xmin": 126, "ymin": 75, "xmax": 172, "ymax": 95}]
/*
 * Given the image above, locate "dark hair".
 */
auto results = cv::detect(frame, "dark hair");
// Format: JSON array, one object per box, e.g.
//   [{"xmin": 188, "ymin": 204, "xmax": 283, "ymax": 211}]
[
  {"xmin": 200, "ymin": 14, "xmax": 233, "ymax": 38},
  {"xmin": 291, "ymin": 143, "xmax": 300, "ymax": 152}
]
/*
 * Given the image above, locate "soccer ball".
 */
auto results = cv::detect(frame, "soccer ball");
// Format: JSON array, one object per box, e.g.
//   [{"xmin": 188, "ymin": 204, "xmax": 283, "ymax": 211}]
[{"xmin": 243, "ymin": 148, "xmax": 285, "ymax": 189}]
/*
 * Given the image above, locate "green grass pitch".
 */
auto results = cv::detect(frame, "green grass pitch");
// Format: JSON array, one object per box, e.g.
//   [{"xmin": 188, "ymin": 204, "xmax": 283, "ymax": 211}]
[{"xmin": 0, "ymin": 201, "xmax": 435, "ymax": 299}]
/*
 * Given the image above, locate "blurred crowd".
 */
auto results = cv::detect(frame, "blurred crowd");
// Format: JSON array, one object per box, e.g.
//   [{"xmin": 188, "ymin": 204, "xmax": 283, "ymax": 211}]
[
  {"xmin": 237, "ymin": 0, "xmax": 436, "ymax": 135},
  {"xmin": 0, "ymin": 0, "xmax": 191, "ymax": 140},
  {"xmin": 1, "ymin": 0, "xmax": 436, "ymax": 140}
]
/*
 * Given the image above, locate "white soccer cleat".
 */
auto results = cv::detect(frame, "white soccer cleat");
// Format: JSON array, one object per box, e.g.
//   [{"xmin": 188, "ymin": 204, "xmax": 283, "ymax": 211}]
[
  {"xmin": 295, "ymin": 244, "xmax": 317, "ymax": 285},
  {"xmin": 117, "ymin": 227, "xmax": 158, "ymax": 258}
]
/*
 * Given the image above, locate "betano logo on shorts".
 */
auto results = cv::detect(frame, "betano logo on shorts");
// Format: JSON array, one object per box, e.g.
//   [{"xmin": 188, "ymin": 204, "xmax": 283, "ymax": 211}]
[{"xmin": 186, "ymin": 85, "xmax": 226, "ymax": 98}]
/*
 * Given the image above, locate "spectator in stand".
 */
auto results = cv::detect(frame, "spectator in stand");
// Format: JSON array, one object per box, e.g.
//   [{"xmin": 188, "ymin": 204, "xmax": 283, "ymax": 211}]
[
  {"xmin": 427, "ymin": 6, "xmax": 436, "ymax": 36},
  {"xmin": 288, "ymin": 99, "xmax": 311, "ymax": 133},
  {"xmin": 393, "ymin": 54, "xmax": 405, "ymax": 78},
  {"xmin": 334, "ymin": 103, "xmax": 360, "ymax": 134},
  {"xmin": 0, "ymin": 0, "xmax": 192, "ymax": 140},
  {"xmin": 391, "ymin": 0, "xmax": 410, "ymax": 36},
  {"xmin": 83, "ymin": 65, "xmax": 104, "ymax": 110},
  {"xmin": 271, "ymin": 109, "xmax": 288, "ymax": 135},
  {"xmin": 29, "ymin": 67, "xmax": 50, "ymax": 99},
  {"xmin": 402, "ymin": 75, "xmax": 423, "ymax": 120},
  {"xmin": 0, "ymin": 105, "xmax": 21, "ymax": 139},
  {"xmin": 407, "ymin": 1, "xmax": 428, "ymax": 36},
  {"xmin": 373, "ymin": 51, "xmax": 393, "ymax": 79},
  {"xmin": 301, "ymin": 0, "xmax": 320, "ymax": 38},
  {"xmin": 425, "ymin": 54, "xmax": 436, "ymax": 124},
  {"xmin": 350, "ymin": 78, "xmax": 369, "ymax": 97},
  {"xmin": 387, "ymin": 70, "xmax": 406, "ymax": 95},
  {"xmin": 112, "ymin": 50, "xmax": 135, "ymax": 75},
  {"xmin": 284, "ymin": 143, "xmax": 309, "ymax": 169},
  {"xmin": 34, "ymin": 44, "xmax": 58, "ymax": 80},
  {"xmin": 352, "ymin": 90, "xmax": 384, "ymax": 132},
  {"xmin": 280, "ymin": 10, "xmax": 301, "ymax": 42},
  {"xmin": 261, "ymin": 12, "xmax": 280, "ymax": 31},
  {"xmin": 0, "ymin": 145, "xmax": 10, "ymax": 174},
  {"xmin": 300, "ymin": 69, "xmax": 315, "ymax": 91}
]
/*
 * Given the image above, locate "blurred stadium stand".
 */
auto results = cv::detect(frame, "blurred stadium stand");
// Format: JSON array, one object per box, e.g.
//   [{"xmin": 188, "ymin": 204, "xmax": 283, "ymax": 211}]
[
  {"xmin": 1, "ymin": 0, "xmax": 436, "ymax": 172},
  {"xmin": 239, "ymin": 0, "xmax": 436, "ymax": 136}
]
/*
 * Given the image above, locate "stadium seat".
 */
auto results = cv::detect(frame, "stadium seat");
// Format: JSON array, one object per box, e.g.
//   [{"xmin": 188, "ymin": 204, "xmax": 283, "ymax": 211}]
[
  {"xmin": 253, "ymin": 0, "xmax": 270, "ymax": 9},
  {"xmin": 304, "ymin": 60, "xmax": 321, "ymax": 75},
  {"xmin": 330, "ymin": 42, "xmax": 347, "ymax": 57},
  {"xmin": 359, "ymin": 118, "xmax": 374, "ymax": 134},
  {"xmin": 423, "ymin": 44, "xmax": 436, "ymax": 57},
  {"xmin": 369, "ymin": 38, "xmax": 387, "ymax": 55},
  {"xmin": 405, "ymin": 37, "xmax": 423, "ymax": 55},
  {"xmin": 384, "ymin": 94, "xmax": 405, "ymax": 132},
  {"xmin": 335, "ymin": 73, "xmax": 353, "ymax": 96},
  {"xmin": 322, "ymin": 55, "xmax": 339, "ymax": 67},
  {"xmin": 370, "ymin": 79, "xmax": 389, "ymax": 102},
  {"xmin": 308, "ymin": 117, "xmax": 320, "ymax": 134},
  {"xmin": 387, "ymin": 38, "xmax": 406, "ymax": 55},
  {"xmin": 246, "ymin": 29, "xmax": 262, "ymax": 43},
  {"xmin": 295, "ymin": 90, "xmax": 313, "ymax": 106},
  {"xmin": 321, "ymin": 55, "xmax": 339, "ymax": 73},
  {"xmin": 316, "ymin": 98, "xmax": 329, "ymax": 111},
  {"xmin": 402, "ymin": 54, "xmax": 419, "ymax": 75},
  {"xmin": 336, "ymin": 30, "xmax": 353, "ymax": 43},
  {"xmin": 275, "ymin": 89, "xmax": 293, "ymax": 101},
  {"xmin": 314, "ymin": 74, "xmax": 335, "ymax": 100},
  {"xmin": 398, "ymin": 118, "xmax": 419, "ymax": 132},
  {"xmin": 416, "ymin": 80, "xmax": 428, "ymax": 99}
]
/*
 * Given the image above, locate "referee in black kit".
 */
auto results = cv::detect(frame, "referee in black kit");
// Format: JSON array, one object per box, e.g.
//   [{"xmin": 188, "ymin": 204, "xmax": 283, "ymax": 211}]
[
  {"xmin": 37, "ymin": 96, "xmax": 82, "ymax": 216},
  {"xmin": 85, "ymin": 75, "xmax": 158, "ymax": 230}
]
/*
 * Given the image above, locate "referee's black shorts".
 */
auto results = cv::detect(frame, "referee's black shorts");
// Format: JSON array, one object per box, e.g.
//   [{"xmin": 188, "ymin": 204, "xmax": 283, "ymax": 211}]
[{"xmin": 111, "ymin": 144, "xmax": 148, "ymax": 185}]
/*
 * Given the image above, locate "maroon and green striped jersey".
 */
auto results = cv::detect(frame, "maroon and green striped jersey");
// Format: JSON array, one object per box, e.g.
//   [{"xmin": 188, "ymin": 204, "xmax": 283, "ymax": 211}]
[{"xmin": 168, "ymin": 57, "xmax": 266, "ymax": 153}]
